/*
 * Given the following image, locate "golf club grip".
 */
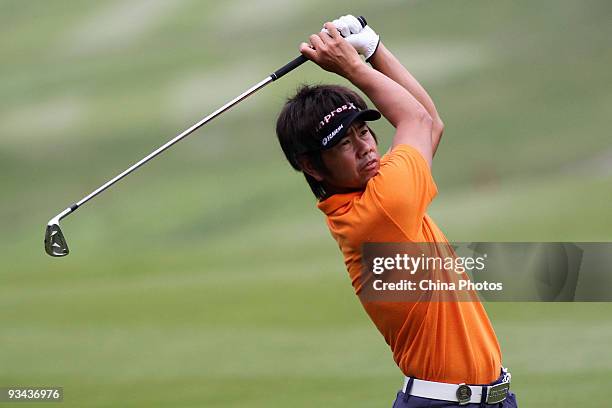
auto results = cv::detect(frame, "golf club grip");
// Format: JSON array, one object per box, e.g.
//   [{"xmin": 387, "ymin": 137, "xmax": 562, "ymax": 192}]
[
  {"xmin": 270, "ymin": 15, "xmax": 367, "ymax": 81},
  {"xmin": 270, "ymin": 55, "xmax": 308, "ymax": 81}
]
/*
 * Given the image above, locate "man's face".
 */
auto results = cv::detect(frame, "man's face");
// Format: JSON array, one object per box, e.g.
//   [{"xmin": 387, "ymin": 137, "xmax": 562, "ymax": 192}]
[{"xmin": 319, "ymin": 121, "xmax": 380, "ymax": 192}]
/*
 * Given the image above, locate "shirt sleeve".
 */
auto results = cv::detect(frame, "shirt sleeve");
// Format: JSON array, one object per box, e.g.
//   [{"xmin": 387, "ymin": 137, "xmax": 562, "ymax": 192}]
[{"xmin": 365, "ymin": 144, "xmax": 438, "ymax": 238}]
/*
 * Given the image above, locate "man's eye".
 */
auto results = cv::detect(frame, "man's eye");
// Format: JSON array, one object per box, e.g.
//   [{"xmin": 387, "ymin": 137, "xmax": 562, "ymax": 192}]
[
  {"xmin": 333, "ymin": 139, "xmax": 350, "ymax": 152},
  {"xmin": 360, "ymin": 129, "xmax": 369, "ymax": 136}
]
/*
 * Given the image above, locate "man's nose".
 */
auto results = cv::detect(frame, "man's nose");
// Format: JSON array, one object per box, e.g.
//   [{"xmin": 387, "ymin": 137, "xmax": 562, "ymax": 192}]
[{"xmin": 355, "ymin": 137, "xmax": 372, "ymax": 157}]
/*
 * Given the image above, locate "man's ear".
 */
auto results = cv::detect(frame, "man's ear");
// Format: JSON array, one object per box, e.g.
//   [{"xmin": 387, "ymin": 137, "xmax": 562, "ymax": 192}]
[{"xmin": 297, "ymin": 155, "xmax": 325, "ymax": 182}]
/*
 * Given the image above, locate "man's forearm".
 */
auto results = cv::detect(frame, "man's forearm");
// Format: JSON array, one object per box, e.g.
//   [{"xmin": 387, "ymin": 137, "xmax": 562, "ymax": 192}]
[
  {"xmin": 369, "ymin": 43, "xmax": 445, "ymax": 155},
  {"xmin": 346, "ymin": 63, "xmax": 433, "ymax": 166},
  {"xmin": 346, "ymin": 63, "xmax": 427, "ymax": 129}
]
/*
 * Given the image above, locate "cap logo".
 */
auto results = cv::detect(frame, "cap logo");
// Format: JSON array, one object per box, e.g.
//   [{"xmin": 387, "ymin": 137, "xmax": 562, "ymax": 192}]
[
  {"xmin": 322, "ymin": 124, "xmax": 343, "ymax": 146},
  {"xmin": 317, "ymin": 103, "xmax": 357, "ymax": 131}
]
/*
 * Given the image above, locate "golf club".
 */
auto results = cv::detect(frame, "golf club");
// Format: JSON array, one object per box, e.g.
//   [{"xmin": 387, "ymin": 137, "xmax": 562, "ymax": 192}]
[{"xmin": 44, "ymin": 16, "xmax": 367, "ymax": 257}]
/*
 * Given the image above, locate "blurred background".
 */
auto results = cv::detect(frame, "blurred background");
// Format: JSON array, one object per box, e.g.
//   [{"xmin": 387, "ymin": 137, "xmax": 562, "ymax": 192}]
[{"xmin": 1, "ymin": 0, "xmax": 611, "ymax": 406}]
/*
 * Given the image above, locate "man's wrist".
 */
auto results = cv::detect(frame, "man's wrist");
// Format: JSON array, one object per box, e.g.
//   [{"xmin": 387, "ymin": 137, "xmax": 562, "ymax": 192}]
[
  {"xmin": 365, "ymin": 38, "xmax": 382, "ymax": 63},
  {"xmin": 344, "ymin": 61, "xmax": 372, "ymax": 83},
  {"xmin": 367, "ymin": 41, "xmax": 387, "ymax": 68}
]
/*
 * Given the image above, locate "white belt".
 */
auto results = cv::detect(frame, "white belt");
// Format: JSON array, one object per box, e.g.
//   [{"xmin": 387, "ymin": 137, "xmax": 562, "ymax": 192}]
[{"xmin": 402, "ymin": 370, "xmax": 511, "ymax": 405}]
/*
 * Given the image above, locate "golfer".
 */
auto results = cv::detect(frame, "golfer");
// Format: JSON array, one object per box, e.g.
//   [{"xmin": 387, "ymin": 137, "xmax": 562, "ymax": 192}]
[{"xmin": 275, "ymin": 16, "xmax": 517, "ymax": 407}]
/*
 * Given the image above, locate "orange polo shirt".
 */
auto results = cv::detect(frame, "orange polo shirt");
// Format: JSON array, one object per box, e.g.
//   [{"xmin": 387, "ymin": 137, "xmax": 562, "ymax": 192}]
[{"xmin": 317, "ymin": 144, "xmax": 501, "ymax": 384}]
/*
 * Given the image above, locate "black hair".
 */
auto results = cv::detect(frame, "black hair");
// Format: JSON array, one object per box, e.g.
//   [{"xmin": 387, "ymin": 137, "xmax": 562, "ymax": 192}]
[{"xmin": 275, "ymin": 84, "xmax": 376, "ymax": 199}]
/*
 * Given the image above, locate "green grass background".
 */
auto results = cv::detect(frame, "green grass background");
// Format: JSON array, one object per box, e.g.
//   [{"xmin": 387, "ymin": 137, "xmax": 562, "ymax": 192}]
[{"xmin": 1, "ymin": 0, "xmax": 611, "ymax": 406}]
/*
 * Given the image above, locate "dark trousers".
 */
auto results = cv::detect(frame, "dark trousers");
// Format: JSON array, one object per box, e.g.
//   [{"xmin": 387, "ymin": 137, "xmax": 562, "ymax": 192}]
[
  {"xmin": 391, "ymin": 391, "xmax": 517, "ymax": 408},
  {"xmin": 391, "ymin": 371, "xmax": 518, "ymax": 408}
]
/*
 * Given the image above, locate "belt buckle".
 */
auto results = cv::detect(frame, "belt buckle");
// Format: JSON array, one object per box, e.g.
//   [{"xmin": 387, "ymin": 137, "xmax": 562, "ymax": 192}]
[
  {"xmin": 486, "ymin": 382, "xmax": 510, "ymax": 404},
  {"xmin": 456, "ymin": 384, "xmax": 472, "ymax": 405}
]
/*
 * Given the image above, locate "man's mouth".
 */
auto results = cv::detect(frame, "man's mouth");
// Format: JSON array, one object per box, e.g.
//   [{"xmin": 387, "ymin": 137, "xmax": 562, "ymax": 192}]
[{"xmin": 361, "ymin": 158, "xmax": 378, "ymax": 172}]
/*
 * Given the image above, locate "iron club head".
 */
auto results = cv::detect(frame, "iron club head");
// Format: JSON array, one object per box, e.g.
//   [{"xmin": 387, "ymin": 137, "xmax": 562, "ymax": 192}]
[
  {"xmin": 44, "ymin": 207, "xmax": 75, "ymax": 257},
  {"xmin": 45, "ymin": 221, "xmax": 69, "ymax": 257}
]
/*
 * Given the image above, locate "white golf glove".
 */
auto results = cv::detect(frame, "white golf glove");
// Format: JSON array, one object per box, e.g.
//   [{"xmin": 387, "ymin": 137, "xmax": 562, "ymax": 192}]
[{"xmin": 322, "ymin": 14, "xmax": 380, "ymax": 61}]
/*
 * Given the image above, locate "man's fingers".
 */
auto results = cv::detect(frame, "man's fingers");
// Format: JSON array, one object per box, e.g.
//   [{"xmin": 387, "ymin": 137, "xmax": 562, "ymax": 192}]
[
  {"xmin": 309, "ymin": 33, "xmax": 325, "ymax": 49},
  {"xmin": 299, "ymin": 42, "xmax": 316, "ymax": 60},
  {"xmin": 305, "ymin": 20, "xmax": 344, "ymax": 63},
  {"xmin": 316, "ymin": 31, "xmax": 330, "ymax": 44},
  {"xmin": 323, "ymin": 22, "xmax": 341, "ymax": 39},
  {"xmin": 332, "ymin": 18, "xmax": 350, "ymax": 37}
]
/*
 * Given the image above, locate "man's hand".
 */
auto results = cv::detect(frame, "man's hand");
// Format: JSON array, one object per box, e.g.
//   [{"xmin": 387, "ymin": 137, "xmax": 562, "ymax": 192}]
[
  {"xmin": 299, "ymin": 22, "xmax": 365, "ymax": 79},
  {"xmin": 322, "ymin": 15, "xmax": 380, "ymax": 61}
]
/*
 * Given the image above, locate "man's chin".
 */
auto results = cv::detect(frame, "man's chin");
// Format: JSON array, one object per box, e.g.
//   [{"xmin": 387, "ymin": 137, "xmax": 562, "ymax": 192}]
[
  {"xmin": 363, "ymin": 163, "xmax": 380, "ymax": 181},
  {"xmin": 362, "ymin": 169, "xmax": 379, "ymax": 185}
]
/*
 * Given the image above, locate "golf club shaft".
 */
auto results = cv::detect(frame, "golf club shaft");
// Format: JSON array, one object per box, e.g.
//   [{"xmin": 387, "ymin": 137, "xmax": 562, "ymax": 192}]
[
  {"xmin": 76, "ymin": 76, "xmax": 272, "ymax": 207},
  {"xmin": 55, "ymin": 56, "xmax": 309, "ymax": 222},
  {"xmin": 53, "ymin": 15, "xmax": 368, "ymax": 222}
]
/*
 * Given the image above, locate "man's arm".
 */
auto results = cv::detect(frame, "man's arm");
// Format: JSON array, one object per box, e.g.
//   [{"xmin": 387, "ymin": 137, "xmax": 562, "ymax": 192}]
[
  {"xmin": 300, "ymin": 22, "xmax": 434, "ymax": 167},
  {"xmin": 369, "ymin": 42, "xmax": 445, "ymax": 156},
  {"xmin": 327, "ymin": 15, "xmax": 444, "ymax": 156}
]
